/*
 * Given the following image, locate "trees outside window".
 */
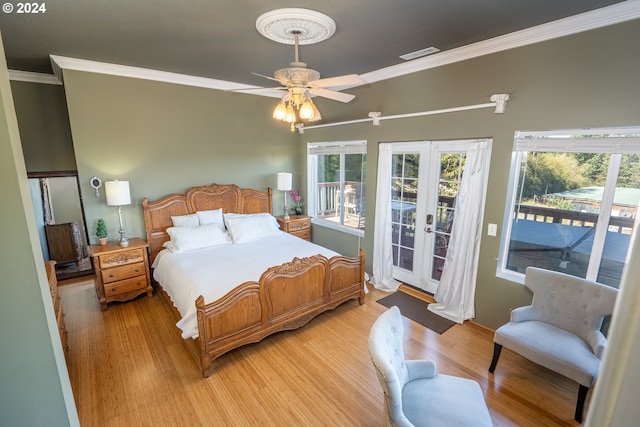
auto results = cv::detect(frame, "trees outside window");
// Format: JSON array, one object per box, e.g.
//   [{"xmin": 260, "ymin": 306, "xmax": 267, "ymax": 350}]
[{"xmin": 498, "ymin": 127, "xmax": 640, "ymax": 288}]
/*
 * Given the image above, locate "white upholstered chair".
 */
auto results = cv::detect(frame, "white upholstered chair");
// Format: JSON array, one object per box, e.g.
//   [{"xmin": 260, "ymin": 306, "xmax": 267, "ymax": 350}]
[
  {"xmin": 369, "ymin": 306, "xmax": 493, "ymax": 427},
  {"xmin": 489, "ymin": 267, "xmax": 618, "ymax": 423}
]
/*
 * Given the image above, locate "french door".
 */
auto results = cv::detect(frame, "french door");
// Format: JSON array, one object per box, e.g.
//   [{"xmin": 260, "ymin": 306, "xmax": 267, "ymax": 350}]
[{"xmin": 390, "ymin": 140, "xmax": 480, "ymax": 293}]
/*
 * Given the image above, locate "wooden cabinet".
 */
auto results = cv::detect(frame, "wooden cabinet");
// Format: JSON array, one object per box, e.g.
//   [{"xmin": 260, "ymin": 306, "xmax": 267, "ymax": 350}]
[
  {"xmin": 88, "ymin": 238, "xmax": 153, "ymax": 311},
  {"xmin": 277, "ymin": 215, "xmax": 312, "ymax": 241},
  {"xmin": 45, "ymin": 222, "xmax": 84, "ymax": 265},
  {"xmin": 46, "ymin": 260, "xmax": 68, "ymax": 353}
]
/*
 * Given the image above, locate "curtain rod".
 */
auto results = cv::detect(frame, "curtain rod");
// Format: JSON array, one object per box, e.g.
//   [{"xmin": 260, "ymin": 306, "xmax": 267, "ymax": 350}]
[{"xmin": 297, "ymin": 94, "xmax": 510, "ymax": 134}]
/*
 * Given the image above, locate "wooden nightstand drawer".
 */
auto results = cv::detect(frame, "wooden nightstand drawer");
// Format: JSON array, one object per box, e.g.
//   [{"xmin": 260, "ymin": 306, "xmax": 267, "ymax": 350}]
[
  {"xmin": 290, "ymin": 229, "xmax": 311, "ymax": 241},
  {"xmin": 287, "ymin": 220, "xmax": 310, "ymax": 232},
  {"xmin": 102, "ymin": 262, "xmax": 146, "ymax": 284},
  {"xmin": 277, "ymin": 215, "xmax": 312, "ymax": 242},
  {"xmin": 104, "ymin": 275, "xmax": 148, "ymax": 297},
  {"xmin": 88, "ymin": 238, "xmax": 153, "ymax": 310},
  {"xmin": 98, "ymin": 248, "xmax": 145, "ymax": 269}
]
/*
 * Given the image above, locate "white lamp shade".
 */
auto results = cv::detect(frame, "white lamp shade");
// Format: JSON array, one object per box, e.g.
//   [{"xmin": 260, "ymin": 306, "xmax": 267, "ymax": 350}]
[
  {"xmin": 276, "ymin": 172, "xmax": 292, "ymax": 191},
  {"xmin": 105, "ymin": 180, "xmax": 131, "ymax": 206}
]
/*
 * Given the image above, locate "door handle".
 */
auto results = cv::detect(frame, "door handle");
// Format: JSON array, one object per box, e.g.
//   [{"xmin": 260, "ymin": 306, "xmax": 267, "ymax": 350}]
[{"xmin": 425, "ymin": 214, "xmax": 433, "ymax": 233}]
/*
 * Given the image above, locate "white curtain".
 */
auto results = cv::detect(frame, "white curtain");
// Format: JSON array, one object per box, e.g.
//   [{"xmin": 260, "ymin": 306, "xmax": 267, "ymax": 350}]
[
  {"xmin": 372, "ymin": 143, "xmax": 400, "ymax": 291},
  {"xmin": 428, "ymin": 140, "xmax": 492, "ymax": 323}
]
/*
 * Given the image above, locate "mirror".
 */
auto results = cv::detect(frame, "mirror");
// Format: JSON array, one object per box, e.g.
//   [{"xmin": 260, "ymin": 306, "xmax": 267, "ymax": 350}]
[{"xmin": 28, "ymin": 172, "xmax": 93, "ymax": 280}]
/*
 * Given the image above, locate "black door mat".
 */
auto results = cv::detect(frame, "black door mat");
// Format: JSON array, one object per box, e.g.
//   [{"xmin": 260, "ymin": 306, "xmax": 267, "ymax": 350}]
[{"xmin": 377, "ymin": 291, "xmax": 456, "ymax": 334}]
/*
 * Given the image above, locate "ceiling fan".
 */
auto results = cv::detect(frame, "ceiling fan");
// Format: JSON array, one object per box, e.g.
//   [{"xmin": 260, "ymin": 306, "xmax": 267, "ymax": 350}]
[
  {"xmin": 242, "ymin": 29, "xmax": 365, "ymax": 132},
  {"xmin": 237, "ymin": 8, "xmax": 366, "ymax": 131},
  {"xmin": 254, "ymin": 30, "xmax": 365, "ymax": 104}
]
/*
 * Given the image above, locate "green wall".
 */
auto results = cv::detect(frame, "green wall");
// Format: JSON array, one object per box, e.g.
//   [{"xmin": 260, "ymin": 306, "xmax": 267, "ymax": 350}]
[
  {"xmin": 0, "ymin": 34, "xmax": 78, "ymax": 427},
  {"xmin": 54, "ymin": 19, "xmax": 640, "ymax": 331},
  {"xmin": 11, "ymin": 80, "xmax": 76, "ymax": 172},
  {"xmin": 300, "ymin": 19, "xmax": 640, "ymax": 328},
  {"xmin": 61, "ymin": 70, "xmax": 299, "ymax": 245}
]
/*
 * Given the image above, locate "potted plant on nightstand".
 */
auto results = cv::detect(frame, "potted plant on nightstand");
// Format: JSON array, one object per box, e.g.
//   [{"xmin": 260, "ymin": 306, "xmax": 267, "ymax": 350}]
[
  {"xmin": 289, "ymin": 189, "xmax": 304, "ymax": 215},
  {"xmin": 96, "ymin": 218, "xmax": 108, "ymax": 245}
]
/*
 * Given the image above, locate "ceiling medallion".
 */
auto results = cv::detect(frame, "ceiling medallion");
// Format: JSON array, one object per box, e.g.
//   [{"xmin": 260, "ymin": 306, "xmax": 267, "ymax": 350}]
[{"xmin": 256, "ymin": 8, "xmax": 336, "ymax": 45}]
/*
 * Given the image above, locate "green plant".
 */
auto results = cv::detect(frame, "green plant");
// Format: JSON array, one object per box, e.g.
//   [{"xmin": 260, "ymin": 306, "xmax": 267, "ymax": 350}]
[{"xmin": 96, "ymin": 218, "xmax": 107, "ymax": 238}]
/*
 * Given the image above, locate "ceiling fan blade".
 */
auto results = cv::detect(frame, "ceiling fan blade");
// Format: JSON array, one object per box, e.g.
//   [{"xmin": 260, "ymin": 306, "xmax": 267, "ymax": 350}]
[
  {"xmin": 228, "ymin": 86, "xmax": 286, "ymax": 92},
  {"xmin": 251, "ymin": 72, "xmax": 280, "ymax": 82},
  {"xmin": 308, "ymin": 74, "xmax": 365, "ymax": 88},
  {"xmin": 226, "ymin": 86, "xmax": 287, "ymax": 99},
  {"xmin": 308, "ymin": 87, "xmax": 356, "ymax": 103}
]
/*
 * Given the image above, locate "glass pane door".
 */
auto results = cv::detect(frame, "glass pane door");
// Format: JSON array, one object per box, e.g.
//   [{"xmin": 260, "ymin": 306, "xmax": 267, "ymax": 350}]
[
  {"xmin": 388, "ymin": 140, "xmax": 479, "ymax": 294},
  {"xmin": 431, "ymin": 153, "xmax": 466, "ymax": 281},
  {"xmin": 391, "ymin": 153, "xmax": 420, "ymax": 272}
]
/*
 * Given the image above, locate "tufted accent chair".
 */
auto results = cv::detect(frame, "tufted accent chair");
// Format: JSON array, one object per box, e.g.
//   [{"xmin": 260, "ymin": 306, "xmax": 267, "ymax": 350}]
[
  {"xmin": 369, "ymin": 306, "xmax": 493, "ymax": 427},
  {"xmin": 489, "ymin": 267, "xmax": 618, "ymax": 423}
]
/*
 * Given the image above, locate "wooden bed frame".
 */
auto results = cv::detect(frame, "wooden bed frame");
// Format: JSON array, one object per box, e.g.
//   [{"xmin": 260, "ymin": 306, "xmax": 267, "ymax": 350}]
[{"xmin": 142, "ymin": 183, "xmax": 365, "ymax": 377}]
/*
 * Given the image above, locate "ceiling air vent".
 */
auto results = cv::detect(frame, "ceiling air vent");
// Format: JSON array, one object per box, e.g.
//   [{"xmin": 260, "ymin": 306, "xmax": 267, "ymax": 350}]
[{"xmin": 400, "ymin": 47, "xmax": 440, "ymax": 60}]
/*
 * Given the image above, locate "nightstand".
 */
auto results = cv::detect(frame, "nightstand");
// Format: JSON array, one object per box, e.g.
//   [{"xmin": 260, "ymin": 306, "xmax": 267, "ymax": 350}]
[
  {"xmin": 277, "ymin": 215, "xmax": 312, "ymax": 241},
  {"xmin": 46, "ymin": 260, "xmax": 68, "ymax": 353},
  {"xmin": 88, "ymin": 237, "xmax": 153, "ymax": 311}
]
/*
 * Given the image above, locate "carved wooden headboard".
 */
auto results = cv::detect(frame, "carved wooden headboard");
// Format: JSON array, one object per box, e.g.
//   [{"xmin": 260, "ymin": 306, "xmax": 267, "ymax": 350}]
[{"xmin": 142, "ymin": 183, "xmax": 273, "ymax": 264}]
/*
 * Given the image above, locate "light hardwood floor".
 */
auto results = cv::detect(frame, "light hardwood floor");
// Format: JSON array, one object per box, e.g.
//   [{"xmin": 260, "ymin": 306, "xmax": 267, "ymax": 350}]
[{"xmin": 59, "ymin": 277, "xmax": 584, "ymax": 427}]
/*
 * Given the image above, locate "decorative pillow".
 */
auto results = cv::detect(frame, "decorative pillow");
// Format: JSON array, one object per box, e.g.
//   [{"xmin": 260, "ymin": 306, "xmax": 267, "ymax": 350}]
[
  {"xmin": 165, "ymin": 224, "xmax": 232, "ymax": 252},
  {"xmin": 224, "ymin": 213, "xmax": 282, "ymax": 244},
  {"xmin": 171, "ymin": 213, "xmax": 199, "ymax": 227},
  {"xmin": 196, "ymin": 209, "xmax": 225, "ymax": 230}
]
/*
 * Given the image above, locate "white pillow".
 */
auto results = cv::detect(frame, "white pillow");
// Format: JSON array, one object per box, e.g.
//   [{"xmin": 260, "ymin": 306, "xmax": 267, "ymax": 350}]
[
  {"xmin": 165, "ymin": 224, "xmax": 232, "ymax": 252},
  {"xmin": 171, "ymin": 213, "xmax": 199, "ymax": 227},
  {"xmin": 196, "ymin": 209, "xmax": 225, "ymax": 230},
  {"xmin": 224, "ymin": 213, "xmax": 282, "ymax": 243},
  {"xmin": 222, "ymin": 212, "xmax": 274, "ymax": 228}
]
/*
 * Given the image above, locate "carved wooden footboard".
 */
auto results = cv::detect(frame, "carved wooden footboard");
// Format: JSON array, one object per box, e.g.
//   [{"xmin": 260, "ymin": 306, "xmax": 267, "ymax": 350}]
[
  {"xmin": 142, "ymin": 183, "xmax": 366, "ymax": 377},
  {"xmin": 196, "ymin": 250, "xmax": 365, "ymax": 377}
]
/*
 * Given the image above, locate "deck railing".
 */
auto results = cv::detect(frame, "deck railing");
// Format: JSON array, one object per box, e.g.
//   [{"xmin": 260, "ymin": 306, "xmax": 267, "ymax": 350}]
[
  {"xmin": 515, "ymin": 204, "xmax": 635, "ymax": 233},
  {"xmin": 317, "ymin": 182, "xmax": 340, "ymax": 216},
  {"xmin": 315, "ymin": 189, "xmax": 635, "ymax": 234},
  {"xmin": 316, "ymin": 181, "xmax": 365, "ymax": 228}
]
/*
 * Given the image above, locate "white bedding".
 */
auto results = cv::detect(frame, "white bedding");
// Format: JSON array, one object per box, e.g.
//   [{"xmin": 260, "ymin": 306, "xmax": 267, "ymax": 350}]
[{"xmin": 152, "ymin": 232, "xmax": 340, "ymax": 339}]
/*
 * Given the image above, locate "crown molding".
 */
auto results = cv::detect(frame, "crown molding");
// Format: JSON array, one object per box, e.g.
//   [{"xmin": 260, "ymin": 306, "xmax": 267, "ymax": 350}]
[
  {"xmin": 50, "ymin": 55, "xmax": 257, "ymax": 91},
  {"xmin": 49, "ymin": 55, "xmax": 285, "ymax": 98},
  {"xmin": 8, "ymin": 70, "xmax": 62, "ymax": 85},
  {"xmin": 44, "ymin": 1, "xmax": 640, "ymax": 94}
]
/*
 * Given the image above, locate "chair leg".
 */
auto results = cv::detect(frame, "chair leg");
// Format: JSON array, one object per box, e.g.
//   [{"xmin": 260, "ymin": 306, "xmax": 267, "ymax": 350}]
[
  {"xmin": 575, "ymin": 384, "xmax": 589, "ymax": 423},
  {"xmin": 489, "ymin": 343, "xmax": 502, "ymax": 373}
]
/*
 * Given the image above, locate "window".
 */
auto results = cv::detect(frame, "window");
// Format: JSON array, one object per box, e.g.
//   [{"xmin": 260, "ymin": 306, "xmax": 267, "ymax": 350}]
[
  {"xmin": 498, "ymin": 127, "xmax": 640, "ymax": 288},
  {"xmin": 307, "ymin": 141, "xmax": 366, "ymax": 236}
]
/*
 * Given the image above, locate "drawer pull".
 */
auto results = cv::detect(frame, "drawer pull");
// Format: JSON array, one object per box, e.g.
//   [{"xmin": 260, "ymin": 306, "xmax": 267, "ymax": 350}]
[
  {"xmin": 134, "ymin": 268, "xmax": 139, "ymax": 273},
  {"xmin": 109, "ymin": 273, "xmax": 115, "ymax": 278},
  {"xmin": 112, "ymin": 288, "xmax": 117, "ymax": 292}
]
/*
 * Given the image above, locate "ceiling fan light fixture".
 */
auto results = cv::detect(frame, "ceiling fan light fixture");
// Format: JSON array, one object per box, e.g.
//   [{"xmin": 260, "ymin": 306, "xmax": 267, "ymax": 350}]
[
  {"xmin": 257, "ymin": 8, "xmax": 356, "ymax": 131},
  {"xmin": 273, "ymin": 100, "xmax": 287, "ymax": 120},
  {"xmin": 311, "ymin": 102, "xmax": 322, "ymax": 121},
  {"xmin": 299, "ymin": 98, "xmax": 315, "ymax": 120},
  {"xmin": 285, "ymin": 103, "xmax": 296, "ymax": 123}
]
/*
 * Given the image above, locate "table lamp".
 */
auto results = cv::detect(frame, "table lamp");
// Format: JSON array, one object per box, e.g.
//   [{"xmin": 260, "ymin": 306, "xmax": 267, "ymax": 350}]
[
  {"xmin": 276, "ymin": 172, "xmax": 292, "ymax": 220},
  {"xmin": 105, "ymin": 180, "xmax": 131, "ymax": 247}
]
